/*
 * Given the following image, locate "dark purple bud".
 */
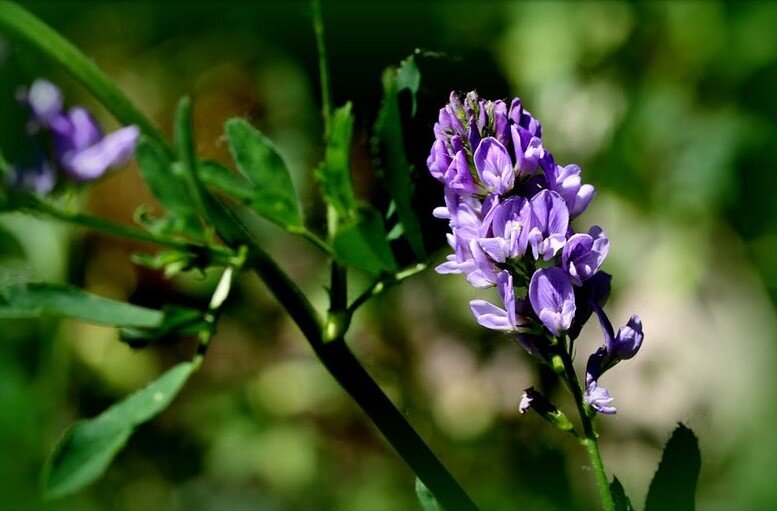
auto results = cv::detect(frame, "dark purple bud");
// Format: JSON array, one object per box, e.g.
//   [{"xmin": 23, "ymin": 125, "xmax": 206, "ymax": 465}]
[
  {"xmin": 585, "ymin": 381, "xmax": 617, "ymax": 415},
  {"xmin": 529, "ymin": 266, "xmax": 576, "ymax": 336},
  {"xmin": 612, "ymin": 315, "xmax": 643, "ymax": 360},
  {"xmin": 562, "ymin": 226, "xmax": 609, "ymax": 286},
  {"xmin": 492, "ymin": 100, "xmax": 510, "ymax": 146}
]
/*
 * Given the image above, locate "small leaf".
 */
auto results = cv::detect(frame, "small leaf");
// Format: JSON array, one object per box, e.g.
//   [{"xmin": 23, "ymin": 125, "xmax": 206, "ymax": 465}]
[
  {"xmin": 173, "ymin": 97, "xmax": 212, "ymax": 232},
  {"xmin": 198, "ymin": 160, "xmax": 254, "ymax": 203},
  {"xmin": 611, "ymin": 477, "xmax": 634, "ymax": 511},
  {"xmin": 135, "ymin": 138, "xmax": 202, "ymax": 237},
  {"xmin": 373, "ymin": 56, "xmax": 426, "ymax": 260},
  {"xmin": 0, "ymin": 283, "xmax": 163, "ymax": 327},
  {"xmin": 225, "ymin": 118, "xmax": 302, "ymax": 229},
  {"xmin": 415, "ymin": 477, "xmax": 440, "ymax": 511},
  {"xmin": 644, "ymin": 423, "xmax": 701, "ymax": 511},
  {"xmin": 332, "ymin": 206, "xmax": 397, "ymax": 275},
  {"xmin": 43, "ymin": 362, "xmax": 196, "ymax": 498},
  {"xmin": 316, "ymin": 103, "xmax": 357, "ymax": 218}
]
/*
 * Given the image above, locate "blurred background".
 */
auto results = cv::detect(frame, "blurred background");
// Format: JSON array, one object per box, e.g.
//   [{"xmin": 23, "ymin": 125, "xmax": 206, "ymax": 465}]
[{"xmin": 1, "ymin": 1, "xmax": 776, "ymax": 510}]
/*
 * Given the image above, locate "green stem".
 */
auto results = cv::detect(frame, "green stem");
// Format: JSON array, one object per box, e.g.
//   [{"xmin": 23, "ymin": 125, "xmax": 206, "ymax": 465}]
[
  {"xmin": 0, "ymin": 2, "xmax": 173, "ymax": 156},
  {"xmin": 558, "ymin": 348, "xmax": 616, "ymax": 511},
  {"xmin": 14, "ymin": 193, "xmax": 233, "ymax": 262},
  {"xmin": 208, "ymin": 197, "xmax": 478, "ymax": 511},
  {"xmin": 347, "ymin": 262, "xmax": 427, "ymax": 314}
]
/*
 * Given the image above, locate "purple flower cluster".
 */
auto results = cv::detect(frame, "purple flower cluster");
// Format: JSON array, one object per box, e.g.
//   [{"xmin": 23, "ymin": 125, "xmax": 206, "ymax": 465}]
[
  {"xmin": 427, "ymin": 91, "xmax": 643, "ymax": 414},
  {"xmin": 8, "ymin": 79, "xmax": 139, "ymax": 194}
]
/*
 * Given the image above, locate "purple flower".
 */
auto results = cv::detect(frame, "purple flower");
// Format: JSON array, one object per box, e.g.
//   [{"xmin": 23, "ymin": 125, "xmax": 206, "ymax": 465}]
[
  {"xmin": 584, "ymin": 381, "xmax": 617, "ymax": 415},
  {"xmin": 527, "ymin": 189, "xmax": 569, "ymax": 261},
  {"xmin": 427, "ymin": 139, "xmax": 452, "ymax": 182},
  {"xmin": 474, "ymin": 137, "xmax": 515, "ymax": 195},
  {"xmin": 470, "ymin": 270, "xmax": 528, "ymax": 330},
  {"xmin": 476, "ymin": 196, "xmax": 531, "ymax": 263},
  {"xmin": 529, "ymin": 266, "xmax": 576, "ymax": 336},
  {"xmin": 445, "ymin": 150, "xmax": 480, "ymax": 195},
  {"xmin": 544, "ymin": 163, "xmax": 595, "ymax": 218},
  {"xmin": 562, "ymin": 226, "xmax": 609, "ymax": 286}
]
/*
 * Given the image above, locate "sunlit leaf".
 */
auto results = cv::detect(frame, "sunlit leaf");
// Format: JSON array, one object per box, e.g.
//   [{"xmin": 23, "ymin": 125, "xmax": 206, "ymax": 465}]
[
  {"xmin": 332, "ymin": 206, "xmax": 397, "ymax": 275},
  {"xmin": 373, "ymin": 55, "xmax": 426, "ymax": 260},
  {"xmin": 644, "ymin": 424, "xmax": 701, "ymax": 511},
  {"xmin": 43, "ymin": 362, "xmax": 195, "ymax": 499},
  {"xmin": 316, "ymin": 103, "xmax": 357, "ymax": 218},
  {"xmin": 225, "ymin": 118, "xmax": 302, "ymax": 229}
]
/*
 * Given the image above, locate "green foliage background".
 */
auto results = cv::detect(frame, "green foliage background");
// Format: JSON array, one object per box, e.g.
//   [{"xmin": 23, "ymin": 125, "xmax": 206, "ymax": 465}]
[{"xmin": 0, "ymin": 2, "xmax": 776, "ymax": 510}]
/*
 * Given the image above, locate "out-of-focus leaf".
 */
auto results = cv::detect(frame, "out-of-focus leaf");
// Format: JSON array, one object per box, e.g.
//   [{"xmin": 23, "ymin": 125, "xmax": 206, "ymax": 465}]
[
  {"xmin": 135, "ymin": 138, "xmax": 202, "ymax": 237},
  {"xmin": 611, "ymin": 477, "xmax": 634, "ymax": 511},
  {"xmin": 0, "ymin": 283, "xmax": 163, "ymax": 327},
  {"xmin": 415, "ymin": 477, "xmax": 440, "ymax": 511},
  {"xmin": 43, "ymin": 362, "xmax": 195, "ymax": 499},
  {"xmin": 644, "ymin": 424, "xmax": 701, "ymax": 511},
  {"xmin": 373, "ymin": 55, "xmax": 426, "ymax": 260},
  {"xmin": 332, "ymin": 206, "xmax": 397, "ymax": 275},
  {"xmin": 120, "ymin": 306, "xmax": 207, "ymax": 348},
  {"xmin": 225, "ymin": 118, "xmax": 302, "ymax": 229},
  {"xmin": 316, "ymin": 103, "xmax": 357, "ymax": 218}
]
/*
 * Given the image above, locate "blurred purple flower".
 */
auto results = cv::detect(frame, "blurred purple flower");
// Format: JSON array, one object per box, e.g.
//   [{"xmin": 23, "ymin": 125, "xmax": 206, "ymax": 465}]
[
  {"xmin": 12, "ymin": 78, "xmax": 139, "ymax": 191},
  {"xmin": 8, "ymin": 158, "xmax": 56, "ymax": 195},
  {"xmin": 25, "ymin": 79, "xmax": 63, "ymax": 128}
]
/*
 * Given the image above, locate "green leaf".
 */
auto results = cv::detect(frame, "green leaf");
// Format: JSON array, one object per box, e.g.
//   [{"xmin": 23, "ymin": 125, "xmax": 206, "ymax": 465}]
[
  {"xmin": 316, "ymin": 103, "xmax": 357, "ymax": 218},
  {"xmin": 225, "ymin": 118, "xmax": 302, "ymax": 229},
  {"xmin": 174, "ymin": 97, "xmax": 210, "ymax": 229},
  {"xmin": 43, "ymin": 362, "xmax": 195, "ymax": 499},
  {"xmin": 644, "ymin": 423, "xmax": 701, "ymax": 511},
  {"xmin": 332, "ymin": 206, "xmax": 397, "ymax": 275},
  {"xmin": 373, "ymin": 56, "xmax": 426, "ymax": 260},
  {"xmin": 611, "ymin": 477, "xmax": 634, "ymax": 511},
  {"xmin": 135, "ymin": 137, "xmax": 202, "ymax": 237},
  {"xmin": 198, "ymin": 160, "xmax": 255, "ymax": 203},
  {"xmin": 0, "ymin": 283, "xmax": 163, "ymax": 327},
  {"xmin": 415, "ymin": 477, "xmax": 441, "ymax": 511}
]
